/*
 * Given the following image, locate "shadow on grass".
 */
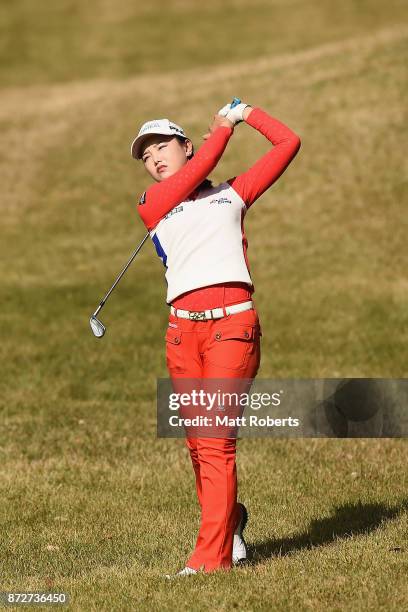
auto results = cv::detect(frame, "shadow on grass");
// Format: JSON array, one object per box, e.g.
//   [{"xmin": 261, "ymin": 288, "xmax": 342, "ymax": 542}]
[{"xmin": 250, "ymin": 499, "xmax": 408, "ymax": 564}]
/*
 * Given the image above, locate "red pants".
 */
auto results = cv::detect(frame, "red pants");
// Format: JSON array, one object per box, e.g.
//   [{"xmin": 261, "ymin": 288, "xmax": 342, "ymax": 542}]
[{"xmin": 166, "ymin": 307, "xmax": 262, "ymax": 572}]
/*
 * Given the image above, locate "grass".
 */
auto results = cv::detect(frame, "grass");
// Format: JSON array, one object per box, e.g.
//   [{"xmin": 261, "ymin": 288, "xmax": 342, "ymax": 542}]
[
  {"xmin": 1, "ymin": 1, "xmax": 408, "ymax": 610},
  {"xmin": 1, "ymin": 0, "xmax": 407, "ymax": 87}
]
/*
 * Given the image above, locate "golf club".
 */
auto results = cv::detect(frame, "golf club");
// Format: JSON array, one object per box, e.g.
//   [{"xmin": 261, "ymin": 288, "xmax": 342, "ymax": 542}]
[
  {"xmin": 90, "ymin": 232, "xmax": 149, "ymax": 337},
  {"xmin": 89, "ymin": 97, "xmax": 241, "ymax": 338}
]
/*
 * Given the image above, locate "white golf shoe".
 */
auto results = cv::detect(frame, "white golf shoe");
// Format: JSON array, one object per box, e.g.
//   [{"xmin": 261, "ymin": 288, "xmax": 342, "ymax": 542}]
[
  {"xmin": 232, "ymin": 502, "xmax": 248, "ymax": 565},
  {"xmin": 165, "ymin": 503, "xmax": 248, "ymax": 577},
  {"xmin": 165, "ymin": 566, "xmax": 198, "ymax": 579}
]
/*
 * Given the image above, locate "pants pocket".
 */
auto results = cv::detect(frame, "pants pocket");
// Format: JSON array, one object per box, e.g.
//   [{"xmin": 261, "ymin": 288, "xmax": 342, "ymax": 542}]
[
  {"xmin": 206, "ymin": 323, "xmax": 259, "ymax": 370},
  {"xmin": 165, "ymin": 327, "xmax": 186, "ymax": 373}
]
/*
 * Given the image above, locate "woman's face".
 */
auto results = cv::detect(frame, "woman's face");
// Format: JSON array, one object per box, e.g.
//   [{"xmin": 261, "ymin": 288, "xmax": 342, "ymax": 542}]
[{"xmin": 141, "ymin": 135, "xmax": 193, "ymax": 182}]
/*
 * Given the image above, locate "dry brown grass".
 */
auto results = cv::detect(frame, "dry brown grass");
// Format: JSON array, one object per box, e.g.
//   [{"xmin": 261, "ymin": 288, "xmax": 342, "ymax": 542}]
[{"xmin": 1, "ymin": 5, "xmax": 407, "ymax": 610}]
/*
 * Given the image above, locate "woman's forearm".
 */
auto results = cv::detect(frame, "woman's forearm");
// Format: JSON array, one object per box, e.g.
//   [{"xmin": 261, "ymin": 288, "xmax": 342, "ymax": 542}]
[
  {"xmin": 242, "ymin": 106, "xmax": 253, "ymax": 122},
  {"xmin": 229, "ymin": 107, "xmax": 301, "ymax": 207}
]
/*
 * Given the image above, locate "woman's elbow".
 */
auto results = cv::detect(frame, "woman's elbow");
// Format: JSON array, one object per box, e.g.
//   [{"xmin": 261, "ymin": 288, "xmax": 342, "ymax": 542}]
[
  {"xmin": 290, "ymin": 134, "xmax": 301, "ymax": 156},
  {"xmin": 283, "ymin": 134, "xmax": 301, "ymax": 163}
]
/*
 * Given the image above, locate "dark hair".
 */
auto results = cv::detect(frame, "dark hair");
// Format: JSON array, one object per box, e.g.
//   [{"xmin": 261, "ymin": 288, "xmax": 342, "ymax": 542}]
[{"xmin": 175, "ymin": 135, "xmax": 194, "ymax": 159}]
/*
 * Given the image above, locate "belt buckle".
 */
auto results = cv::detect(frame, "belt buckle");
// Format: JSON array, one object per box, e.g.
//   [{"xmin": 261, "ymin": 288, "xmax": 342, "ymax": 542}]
[{"xmin": 189, "ymin": 310, "xmax": 206, "ymax": 321}]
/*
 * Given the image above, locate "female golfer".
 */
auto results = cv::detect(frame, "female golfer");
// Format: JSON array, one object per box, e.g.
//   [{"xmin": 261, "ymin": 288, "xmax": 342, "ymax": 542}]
[{"xmin": 131, "ymin": 101, "xmax": 300, "ymax": 576}]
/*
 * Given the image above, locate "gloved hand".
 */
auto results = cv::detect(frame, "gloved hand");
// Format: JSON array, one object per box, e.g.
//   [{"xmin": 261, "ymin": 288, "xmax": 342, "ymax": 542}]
[{"xmin": 217, "ymin": 101, "xmax": 250, "ymax": 125}]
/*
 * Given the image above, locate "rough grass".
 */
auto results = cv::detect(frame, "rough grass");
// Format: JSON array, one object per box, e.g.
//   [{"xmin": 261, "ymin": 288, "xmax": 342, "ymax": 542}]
[
  {"xmin": 1, "ymin": 0, "xmax": 406, "ymax": 86},
  {"xmin": 1, "ymin": 1, "xmax": 407, "ymax": 610}
]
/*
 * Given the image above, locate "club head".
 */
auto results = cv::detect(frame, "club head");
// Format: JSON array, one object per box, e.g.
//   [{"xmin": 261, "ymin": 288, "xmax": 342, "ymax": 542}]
[{"xmin": 90, "ymin": 315, "xmax": 106, "ymax": 338}]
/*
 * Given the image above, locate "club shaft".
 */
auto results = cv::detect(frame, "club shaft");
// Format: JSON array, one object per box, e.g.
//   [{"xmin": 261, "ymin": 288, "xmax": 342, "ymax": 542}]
[{"xmin": 94, "ymin": 232, "xmax": 150, "ymax": 314}]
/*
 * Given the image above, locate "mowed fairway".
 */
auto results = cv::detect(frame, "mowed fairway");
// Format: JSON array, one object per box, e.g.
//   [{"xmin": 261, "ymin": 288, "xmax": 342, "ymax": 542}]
[{"xmin": 1, "ymin": 1, "xmax": 408, "ymax": 610}]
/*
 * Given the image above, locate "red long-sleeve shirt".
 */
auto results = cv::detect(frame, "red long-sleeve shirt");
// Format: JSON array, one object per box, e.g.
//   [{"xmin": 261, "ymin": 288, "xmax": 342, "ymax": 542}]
[{"xmin": 137, "ymin": 108, "xmax": 300, "ymax": 309}]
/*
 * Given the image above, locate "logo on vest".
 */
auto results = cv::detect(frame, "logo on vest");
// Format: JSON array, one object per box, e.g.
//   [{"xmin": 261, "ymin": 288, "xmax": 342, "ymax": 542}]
[
  {"xmin": 164, "ymin": 205, "xmax": 184, "ymax": 220},
  {"xmin": 209, "ymin": 197, "xmax": 232, "ymax": 205}
]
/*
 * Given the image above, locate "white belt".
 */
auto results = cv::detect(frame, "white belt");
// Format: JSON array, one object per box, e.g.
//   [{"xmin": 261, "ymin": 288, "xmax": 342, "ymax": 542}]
[{"xmin": 170, "ymin": 300, "xmax": 253, "ymax": 321}]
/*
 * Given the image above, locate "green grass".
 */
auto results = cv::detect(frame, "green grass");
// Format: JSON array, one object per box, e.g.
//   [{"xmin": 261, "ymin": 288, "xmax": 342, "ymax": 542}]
[{"xmin": 1, "ymin": 1, "xmax": 408, "ymax": 610}]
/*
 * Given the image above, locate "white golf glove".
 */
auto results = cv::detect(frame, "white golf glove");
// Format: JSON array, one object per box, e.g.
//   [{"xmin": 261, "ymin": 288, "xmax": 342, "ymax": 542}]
[{"xmin": 217, "ymin": 101, "xmax": 250, "ymax": 125}]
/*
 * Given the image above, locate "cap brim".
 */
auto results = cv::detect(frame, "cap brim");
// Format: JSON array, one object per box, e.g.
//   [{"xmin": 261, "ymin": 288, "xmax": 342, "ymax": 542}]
[{"xmin": 131, "ymin": 134, "xmax": 150, "ymax": 160}]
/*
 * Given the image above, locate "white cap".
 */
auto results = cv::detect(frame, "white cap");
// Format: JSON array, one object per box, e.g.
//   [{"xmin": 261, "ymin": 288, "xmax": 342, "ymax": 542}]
[{"xmin": 130, "ymin": 118, "xmax": 188, "ymax": 159}]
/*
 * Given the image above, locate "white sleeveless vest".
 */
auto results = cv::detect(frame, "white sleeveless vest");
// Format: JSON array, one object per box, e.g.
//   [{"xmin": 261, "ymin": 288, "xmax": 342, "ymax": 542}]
[{"xmin": 149, "ymin": 182, "xmax": 253, "ymax": 304}]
